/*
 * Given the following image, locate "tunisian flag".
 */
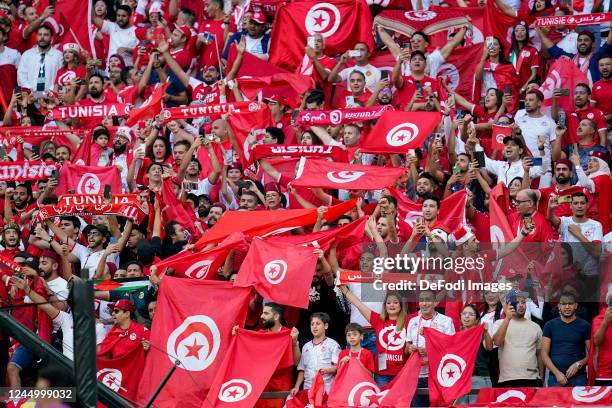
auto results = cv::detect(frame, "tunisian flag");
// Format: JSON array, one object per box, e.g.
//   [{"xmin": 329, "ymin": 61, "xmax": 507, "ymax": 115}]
[
  {"xmin": 161, "ymin": 178, "xmax": 201, "ymax": 240},
  {"xmin": 269, "ymin": 0, "xmax": 374, "ymax": 71},
  {"xmin": 226, "ymin": 105, "xmax": 273, "ymax": 166},
  {"xmin": 291, "ymin": 158, "xmax": 405, "ymax": 190},
  {"xmin": 97, "ymin": 345, "xmax": 145, "ymax": 402},
  {"xmin": 136, "ymin": 278, "xmax": 251, "ymax": 408},
  {"xmin": 46, "ymin": 0, "xmax": 95, "ymax": 57},
  {"xmin": 125, "ymin": 82, "xmax": 168, "ymax": 126},
  {"xmin": 194, "ymin": 199, "xmax": 357, "ymax": 248},
  {"xmin": 154, "ymin": 232, "xmax": 248, "ymax": 279},
  {"xmin": 491, "ymin": 125, "xmax": 512, "ymax": 151},
  {"xmin": 527, "ymin": 386, "xmax": 612, "ymax": 406},
  {"xmin": 438, "ymin": 44, "xmax": 482, "ymax": 101},
  {"xmin": 539, "ymin": 58, "xmax": 589, "ymax": 113},
  {"xmin": 205, "ymin": 329, "xmax": 294, "ymax": 408},
  {"xmin": 483, "ymin": 2, "xmax": 517, "ymax": 51},
  {"xmin": 234, "ymin": 238, "xmax": 318, "ymax": 308},
  {"xmin": 476, "ymin": 387, "xmax": 537, "ymax": 406},
  {"xmin": 361, "ymin": 111, "xmax": 441, "ymax": 154},
  {"xmin": 55, "ymin": 163, "xmax": 121, "ymax": 196},
  {"xmin": 425, "ymin": 325, "xmax": 484, "ymax": 406}
]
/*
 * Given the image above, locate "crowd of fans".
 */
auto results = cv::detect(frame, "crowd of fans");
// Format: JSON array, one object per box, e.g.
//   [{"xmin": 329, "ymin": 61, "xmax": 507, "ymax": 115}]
[{"xmin": 0, "ymin": 0, "xmax": 610, "ymax": 406}]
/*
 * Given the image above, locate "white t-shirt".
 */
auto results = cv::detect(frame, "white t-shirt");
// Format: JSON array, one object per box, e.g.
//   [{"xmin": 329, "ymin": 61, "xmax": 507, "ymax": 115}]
[
  {"xmin": 47, "ymin": 277, "xmax": 69, "ymax": 301},
  {"xmin": 406, "ymin": 312, "xmax": 455, "ymax": 377},
  {"xmin": 71, "ymin": 243, "xmax": 119, "ymax": 278},
  {"xmin": 101, "ymin": 21, "xmax": 138, "ymax": 66},
  {"xmin": 53, "ymin": 311, "xmax": 106, "ymax": 360},
  {"xmin": 0, "ymin": 46, "xmax": 21, "ymax": 68},
  {"xmin": 297, "ymin": 337, "xmax": 341, "ymax": 392},
  {"xmin": 559, "ymin": 216, "xmax": 603, "ymax": 276},
  {"xmin": 188, "ymin": 177, "xmax": 214, "ymax": 196},
  {"xmin": 347, "ymin": 283, "xmax": 383, "ymax": 328},
  {"xmin": 514, "ymin": 110, "xmax": 557, "ymax": 158},
  {"xmin": 245, "ymin": 35, "xmax": 268, "ymax": 56},
  {"xmin": 401, "ymin": 49, "xmax": 445, "ymax": 78},
  {"xmin": 339, "ymin": 64, "xmax": 381, "ymax": 91}
]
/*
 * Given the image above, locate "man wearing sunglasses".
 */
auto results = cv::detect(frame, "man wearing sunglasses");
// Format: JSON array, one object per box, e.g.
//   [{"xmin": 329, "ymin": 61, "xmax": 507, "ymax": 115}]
[{"xmin": 97, "ymin": 299, "xmax": 150, "ymax": 359}]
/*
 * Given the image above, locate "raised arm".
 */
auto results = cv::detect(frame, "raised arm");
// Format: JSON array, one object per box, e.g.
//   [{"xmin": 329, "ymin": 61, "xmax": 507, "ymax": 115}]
[
  {"xmin": 157, "ymin": 38, "xmax": 191, "ymax": 88},
  {"xmin": 338, "ymin": 285, "xmax": 372, "ymax": 322}
]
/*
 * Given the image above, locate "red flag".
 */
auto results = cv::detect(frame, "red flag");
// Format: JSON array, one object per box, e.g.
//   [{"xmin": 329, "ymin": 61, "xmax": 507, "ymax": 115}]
[
  {"xmin": 194, "ymin": 198, "xmax": 357, "ymax": 248},
  {"xmin": 266, "ymin": 216, "xmax": 367, "ymax": 252},
  {"xmin": 527, "ymin": 386, "xmax": 612, "ymax": 406},
  {"xmin": 226, "ymin": 105, "xmax": 273, "ymax": 166},
  {"xmin": 292, "ymin": 158, "xmax": 405, "ymax": 190},
  {"xmin": 361, "ymin": 111, "xmax": 441, "ymax": 154},
  {"xmin": 54, "ymin": 0, "xmax": 95, "ymax": 57},
  {"xmin": 540, "ymin": 58, "xmax": 589, "ymax": 111},
  {"xmin": 234, "ymin": 238, "xmax": 318, "ymax": 308},
  {"xmin": 425, "ymin": 325, "xmax": 484, "ymax": 406},
  {"xmin": 125, "ymin": 82, "xmax": 169, "ymax": 126},
  {"xmin": 390, "ymin": 188, "xmax": 466, "ymax": 238},
  {"xmin": 430, "ymin": 7, "xmax": 485, "ymax": 49},
  {"xmin": 327, "ymin": 357, "xmax": 381, "ymax": 407},
  {"xmin": 476, "ymin": 387, "xmax": 537, "ymax": 406},
  {"xmin": 154, "ymin": 232, "xmax": 248, "ymax": 279},
  {"xmin": 437, "ymin": 45, "xmax": 482, "ymax": 101},
  {"xmin": 378, "ymin": 352, "xmax": 421, "ymax": 406},
  {"xmin": 235, "ymin": 73, "xmax": 313, "ymax": 103},
  {"xmin": 483, "ymin": 2, "xmax": 517, "ymax": 51},
  {"xmin": 136, "ymin": 278, "xmax": 251, "ymax": 408},
  {"xmin": 97, "ymin": 345, "xmax": 145, "ymax": 402},
  {"xmin": 269, "ymin": 0, "xmax": 374, "ymax": 71},
  {"xmin": 489, "ymin": 184, "xmax": 514, "ymax": 245},
  {"xmin": 205, "ymin": 329, "xmax": 293, "ymax": 407},
  {"xmin": 55, "ymin": 163, "xmax": 121, "ymax": 196},
  {"xmin": 161, "ymin": 178, "xmax": 201, "ymax": 240},
  {"xmin": 491, "ymin": 125, "xmax": 512, "ymax": 151},
  {"xmin": 226, "ymin": 45, "xmax": 290, "ymax": 77}
]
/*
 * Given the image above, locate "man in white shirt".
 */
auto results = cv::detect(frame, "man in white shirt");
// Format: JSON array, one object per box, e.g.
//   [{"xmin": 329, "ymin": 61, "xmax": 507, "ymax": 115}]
[
  {"xmin": 92, "ymin": 5, "xmax": 138, "ymax": 66},
  {"xmin": 329, "ymin": 42, "xmax": 381, "ymax": 91},
  {"xmin": 548, "ymin": 191, "xmax": 602, "ymax": 278},
  {"xmin": 514, "ymin": 90, "xmax": 556, "ymax": 178},
  {"xmin": 17, "ymin": 25, "xmax": 62, "ymax": 91},
  {"xmin": 0, "ymin": 27, "xmax": 21, "ymax": 97},
  {"xmin": 39, "ymin": 250, "xmax": 68, "ymax": 304},
  {"xmin": 482, "ymin": 135, "xmax": 546, "ymax": 186},
  {"xmin": 406, "ymin": 290, "xmax": 455, "ymax": 407}
]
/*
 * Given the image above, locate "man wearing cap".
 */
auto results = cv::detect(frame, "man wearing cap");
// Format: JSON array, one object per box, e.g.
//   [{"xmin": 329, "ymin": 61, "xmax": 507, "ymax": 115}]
[
  {"xmin": 553, "ymin": 83, "xmax": 607, "ymax": 146},
  {"xmin": 265, "ymin": 95, "xmax": 297, "ymax": 145},
  {"xmin": 92, "ymin": 5, "xmax": 138, "ymax": 67},
  {"xmin": 97, "ymin": 299, "xmax": 150, "ymax": 359},
  {"xmin": 539, "ymin": 28, "xmax": 612, "ymax": 85},
  {"xmin": 169, "ymin": 24, "xmax": 194, "ymax": 72},
  {"xmin": 493, "ymin": 291, "xmax": 544, "ymax": 387},
  {"xmin": 264, "ymin": 182, "xmax": 285, "ymax": 210},
  {"xmin": 17, "ymin": 24, "xmax": 61, "ymax": 92},
  {"xmin": 111, "ymin": 126, "xmax": 133, "ymax": 190},
  {"xmin": 481, "ymin": 133, "xmax": 546, "ymax": 186},
  {"xmin": 38, "ymin": 250, "xmax": 69, "ymax": 308},
  {"xmin": 222, "ymin": 12, "xmax": 270, "ymax": 62}
]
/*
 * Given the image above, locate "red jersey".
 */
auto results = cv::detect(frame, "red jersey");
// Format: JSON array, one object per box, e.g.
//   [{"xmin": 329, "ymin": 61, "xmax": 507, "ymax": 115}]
[
  {"xmin": 569, "ymin": 106, "xmax": 607, "ymax": 141},
  {"xmin": 512, "ymin": 46, "xmax": 539, "ymax": 88},
  {"xmin": 338, "ymin": 347, "xmax": 375, "ymax": 373},
  {"xmin": 538, "ymin": 185, "xmax": 592, "ymax": 219},
  {"xmin": 97, "ymin": 320, "xmax": 149, "ymax": 359},
  {"xmin": 188, "ymin": 78, "xmax": 223, "ymax": 105},
  {"xmin": 393, "ymin": 75, "xmax": 439, "ymax": 110},
  {"xmin": 591, "ymin": 78, "xmax": 612, "ymax": 115},
  {"xmin": 196, "ymin": 19, "xmax": 226, "ymax": 73},
  {"xmin": 273, "ymin": 114, "xmax": 297, "ymax": 145},
  {"xmin": 591, "ymin": 311, "xmax": 612, "ymax": 380},
  {"xmin": 369, "ymin": 311, "xmax": 408, "ymax": 375},
  {"xmin": 170, "ymin": 47, "xmax": 193, "ymax": 72},
  {"xmin": 55, "ymin": 66, "xmax": 87, "ymax": 87},
  {"xmin": 471, "ymin": 104, "xmax": 498, "ymax": 155},
  {"xmin": 340, "ymin": 89, "xmax": 372, "ymax": 108}
]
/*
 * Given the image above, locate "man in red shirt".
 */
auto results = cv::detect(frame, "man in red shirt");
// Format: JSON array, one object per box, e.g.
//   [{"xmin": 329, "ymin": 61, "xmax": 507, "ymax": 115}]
[
  {"xmin": 509, "ymin": 188, "xmax": 554, "ymax": 261},
  {"xmin": 538, "ymin": 159, "xmax": 592, "ymax": 220},
  {"xmin": 591, "ymin": 55, "xmax": 611, "ymax": 118},
  {"xmin": 553, "ymin": 83, "xmax": 607, "ymax": 145},
  {"xmin": 297, "ymin": 33, "xmax": 336, "ymax": 87},
  {"xmin": 591, "ymin": 292, "xmax": 612, "ymax": 385},
  {"xmin": 169, "ymin": 25, "xmax": 194, "ymax": 72},
  {"xmin": 97, "ymin": 299, "xmax": 149, "ymax": 359},
  {"xmin": 195, "ymin": 0, "xmax": 227, "ymax": 76},
  {"xmin": 265, "ymin": 95, "xmax": 296, "ymax": 144},
  {"xmin": 392, "ymin": 50, "xmax": 439, "ymax": 111}
]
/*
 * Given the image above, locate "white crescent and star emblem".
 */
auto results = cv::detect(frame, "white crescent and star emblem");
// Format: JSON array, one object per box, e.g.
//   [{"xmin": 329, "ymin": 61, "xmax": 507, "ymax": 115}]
[
  {"xmin": 167, "ymin": 315, "xmax": 221, "ymax": 372},
  {"xmin": 377, "ymin": 326, "xmax": 406, "ymax": 351},
  {"xmin": 263, "ymin": 260, "xmax": 288, "ymax": 285},
  {"xmin": 436, "ymin": 354, "xmax": 467, "ymax": 387},
  {"xmin": 495, "ymin": 390, "xmax": 527, "ymax": 403},
  {"xmin": 326, "ymin": 171, "xmax": 365, "ymax": 184},
  {"xmin": 184, "ymin": 260, "xmax": 213, "ymax": 279},
  {"xmin": 385, "ymin": 123, "xmax": 419, "ymax": 147},
  {"xmin": 97, "ymin": 368, "xmax": 122, "ymax": 392},
  {"xmin": 305, "ymin": 3, "xmax": 341, "ymax": 38},
  {"xmin": 571, "ymin": 386, "xmax": 611, "ymax": 402},
  {"xmin": 404, "ymin": 10, "xmax": 437, "ymax": 21},
  {"xmin": 77, "ymin": 173, "xmax": 102, "ymax": 194},
  {"xmin": 218, "ymin": 379, "xmax": 253, "ymax": 403},
  {"xmin": 348, "ymin": 381, "xmax": 388, "ymax": 407}
]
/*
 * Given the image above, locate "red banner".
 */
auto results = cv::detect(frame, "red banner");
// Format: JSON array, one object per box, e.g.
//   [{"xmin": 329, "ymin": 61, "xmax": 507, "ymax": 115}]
[
  {"xmin": 536, "ymin": 12, "xmax": 612, "ymax": 27},
  {"xmin": 0, "ymin": 161, "xmax": 58, "ymax": 181},
  {"xmin": 161, "ymin": 101, "xmax": 262, "ymax": 122},
  {"xmin": 57, "ymin": 194, "xmax": 139, "ymax": 207},
  {"xmin": 373, "ymin": 7, "xmax": 470, "ymax": 36},
  {"xmin": 252, "ymin": 144, "xmax": 348, "ymax": 163},
  {"xmin": 476, "ymin": 387, "xmax": 537, "ymax": 406},
  {"xmin": 527, "ymin": 386, "xmax": 612, "ymax": 406},
  {"xmin": 297, "ymin": 106, "xmax": 393, "ymax": 126},
  {"xmin": 36, "ymin": 201, "xmax": 146, "ymax": 223},
  {"xmin": 97, "ymin": 345, "xmax": 145, "ymax": 402},
  {"xmin": 48, "ymin": 103, "xmax": 131, "ymax": 120},
  {"xmin": 126, "ymin": 82, "xmax": 169, "ymax": 126},
  {"xmin": 361, "ymin": 111, "xmax": 441, "ymax": 154},
  {"xmin": 292, "ymin": 158, "xmax": 405, "ymax": 190}
]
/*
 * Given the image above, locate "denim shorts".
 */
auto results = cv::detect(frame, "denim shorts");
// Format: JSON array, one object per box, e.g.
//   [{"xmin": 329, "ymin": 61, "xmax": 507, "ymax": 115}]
[{"xmin": 9, "ymin": 345, "xmax": 33, "ymax": 370}]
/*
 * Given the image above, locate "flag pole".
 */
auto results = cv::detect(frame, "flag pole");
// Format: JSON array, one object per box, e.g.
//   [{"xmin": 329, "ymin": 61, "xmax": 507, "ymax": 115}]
[{"xmin": 143, "ymin": 359, "xmax": 181, "ymax": 408}]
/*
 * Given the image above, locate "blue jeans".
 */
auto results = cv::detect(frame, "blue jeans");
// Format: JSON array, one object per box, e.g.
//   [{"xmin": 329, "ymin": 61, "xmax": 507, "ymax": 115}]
[
  {"xmin": 411, "ymin": 377, "xmax": 429, "ymax": 407},
  {"xmin": 374, "ymin": 374, "xmax": 394, "ymax": 387},
  {"xmin": 9, "ymin": 345, "xmax": 33, "ymax": 370},
  {"xmin": 548, "ymin": 373, "xmax": 587, "ymax": 387},
  {"xmin": 361, "ymin": 330, "xmax": 377, "ymax": 360}
]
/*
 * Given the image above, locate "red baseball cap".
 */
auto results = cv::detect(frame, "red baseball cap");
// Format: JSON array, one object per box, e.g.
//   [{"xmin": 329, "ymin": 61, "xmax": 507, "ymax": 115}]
[
  {"xmin": 178, "ymin": 25, "xmax": 192, "ymax": 41},
  {"xmin": 264, "ymin": 95, "xmax": 288, "ymax": 105},
  {"xmin": 109, "ymin": 299, "xmax": 135, "ymax": 313},
  {"xmin": 250, "ymin": 12, "xmax": 265, "ymax": 24}
]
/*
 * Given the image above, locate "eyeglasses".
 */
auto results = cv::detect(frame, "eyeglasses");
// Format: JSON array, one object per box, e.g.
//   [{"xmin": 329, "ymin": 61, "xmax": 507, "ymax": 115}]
[
  {"xmin": 111, "ymin": 309, "xmax": 123, "ymax": 314},
  {"xmin": 515, "ymin": 199, "xmax": 532, "ymax": 204},
  {"xmin": 574, "ymin": 90, "xmax": 588, "ymax": 95},
  {"xmin": 461, "ymin": 312, "xmax": 477, "ymax": 317},
  {"xmin": 87, "ymin": 231, "xmax": 101, "ymax": 237}
]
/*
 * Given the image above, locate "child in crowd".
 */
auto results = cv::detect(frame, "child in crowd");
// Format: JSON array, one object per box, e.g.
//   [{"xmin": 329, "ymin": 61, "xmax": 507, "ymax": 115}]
[{"xmin": 338, "ymin": 323, "xmax": 375, "ymax": 374}]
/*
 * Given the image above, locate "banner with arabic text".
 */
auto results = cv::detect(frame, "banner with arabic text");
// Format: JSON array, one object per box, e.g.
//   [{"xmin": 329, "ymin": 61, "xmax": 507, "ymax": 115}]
[
  {"xmin": 535, "ymin": 12, "xmax": 612, "ymax": 27},
  {"xmin": 37, "ymin": 202, "xmax": 146, "ymax": 223},
  {"xmin": 297, "ymin": 105, "xmax": 393, "ymax": 126}
]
